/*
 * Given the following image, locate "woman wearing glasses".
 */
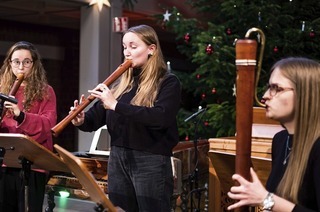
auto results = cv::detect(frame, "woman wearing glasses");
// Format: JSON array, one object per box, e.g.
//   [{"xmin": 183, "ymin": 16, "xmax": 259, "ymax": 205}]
[
  {"xmin": 0, "ymin": 41, "xmax": 57, "ymax": 212},
  {"xmin": 227, "ymin": 57, "xmax": 320, "ymax": 211}
]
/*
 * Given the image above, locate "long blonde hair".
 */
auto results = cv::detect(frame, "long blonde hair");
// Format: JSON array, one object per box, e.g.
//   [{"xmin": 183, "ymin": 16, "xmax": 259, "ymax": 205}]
[
  {"xmin": 112, "ymin": 25, "xmax": 168, "ymax": 107},
  {"xmin": 275, "ymin": 57, "xmax": 320, "ymax": 203},
  {"xmin": 0, "ymin": 41, "xmax": 49, "ymax": 111}
]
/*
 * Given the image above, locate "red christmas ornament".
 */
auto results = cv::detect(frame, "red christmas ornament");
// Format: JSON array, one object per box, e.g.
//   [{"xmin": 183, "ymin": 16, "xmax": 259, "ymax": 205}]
[
  {"xmin": 273, "ymin": 46, "xmax": 279, "ymax": 53},
  {"xmin": 204, "ymin": 121, "xmax": 209, "ymax": 126},
  {"xmin": 205, "ymin": 44, "xmax": 214, "ymax": 55},
  {"xmin": 184, "ymin": 33, "xmax": 191, "ymax": 43},
  {"xmin": 185, "ymin": 135, "xmax": 189, "ymax": 141},
  {"xmin": 201, "ymin": 93, "xmax": 206, "ymax": 99},
  {"xmin": 310, "ymin": 30, "xmax": 315, "ymax": 38},
  {"xmin": 196, "ymin": 74, "xmax": 201, "ymax": 79},
  {"xmin": 211, "ymin": 88, "xmax": 216, "ymax": 94},
  {"xmin": 226, "ymin": 28, "xmax": 232, "ymax": 35}
]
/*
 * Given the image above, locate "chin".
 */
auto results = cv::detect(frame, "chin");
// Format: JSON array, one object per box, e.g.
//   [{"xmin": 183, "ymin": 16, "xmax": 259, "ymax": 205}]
[{"xmin": 265, "ymin": 112, "xmax": 273, "ymax": 120}]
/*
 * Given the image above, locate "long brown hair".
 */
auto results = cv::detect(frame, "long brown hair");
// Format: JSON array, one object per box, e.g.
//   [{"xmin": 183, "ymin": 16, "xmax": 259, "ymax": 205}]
[
  {"xmin": 112, "ymin": 25, "xmax": 168, "ymax": 107},
  {"xmin": 0, "ymin": 41, "xmax": 49, "ymax": 111},
  {"xmin": 274, "ymin": 57, "xmax": 320, "ymax": 203}
]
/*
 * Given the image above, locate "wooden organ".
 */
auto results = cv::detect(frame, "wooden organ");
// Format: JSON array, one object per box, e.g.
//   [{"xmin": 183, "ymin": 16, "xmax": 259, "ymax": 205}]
[
  {"xmin": 47, "ymin": 156, "xmax": 108, "ymax": 199},
  {"xmin": 208, "ymin": 107, "xmax": 283, "ymax": 211}
]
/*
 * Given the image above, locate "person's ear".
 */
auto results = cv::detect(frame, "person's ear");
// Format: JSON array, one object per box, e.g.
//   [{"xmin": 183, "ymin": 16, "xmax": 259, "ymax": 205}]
[{"xmin": 148, "ymin": 44, "xmax": 156, "ymax": 57}]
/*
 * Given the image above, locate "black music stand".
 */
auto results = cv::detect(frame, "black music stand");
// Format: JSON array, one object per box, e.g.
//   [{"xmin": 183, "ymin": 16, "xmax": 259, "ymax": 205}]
[
  {"xmin": 54, "ymin": 144, "xmax": 122, "ymax": 212},
  {"xmin": 0, "ymin": 133, "xmax": 70, "ymax": 212}
]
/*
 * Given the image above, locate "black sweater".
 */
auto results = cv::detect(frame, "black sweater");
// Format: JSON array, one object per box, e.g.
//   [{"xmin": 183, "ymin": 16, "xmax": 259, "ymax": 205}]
[
  {"xmin": 78, "ymin": 73, "xmax": 181, "ymax": 156},
  {"xmin": 266, "ymin": 130, "xmax": 320, "ymax": 211}
]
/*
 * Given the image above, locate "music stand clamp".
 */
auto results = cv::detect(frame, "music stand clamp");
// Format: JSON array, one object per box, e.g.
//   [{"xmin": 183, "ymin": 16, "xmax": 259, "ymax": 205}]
[{"xmin": 0, "ymin": 147, "xmax": 5, "ymax": 166}]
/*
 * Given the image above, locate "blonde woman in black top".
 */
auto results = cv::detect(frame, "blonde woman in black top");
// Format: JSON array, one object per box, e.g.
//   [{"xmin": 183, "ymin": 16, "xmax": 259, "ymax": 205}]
[{"xmin": 71, "ymin": 25, "xmax": 181, "ymax": 211}]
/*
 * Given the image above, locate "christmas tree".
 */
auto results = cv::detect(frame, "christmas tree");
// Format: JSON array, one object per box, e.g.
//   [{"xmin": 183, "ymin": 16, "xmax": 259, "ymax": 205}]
[{"xmin": 157, "ymin": 0, "xmax": 320, "ymax": 140}]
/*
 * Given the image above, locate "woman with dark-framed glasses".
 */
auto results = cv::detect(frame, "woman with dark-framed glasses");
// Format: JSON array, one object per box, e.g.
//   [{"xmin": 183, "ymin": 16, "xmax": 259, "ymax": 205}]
[
  {"xmin": 0, "ymin": 41, "xmax": 57, "ymax": 212},
  {"xmin": 228, "ymin": 57, "xmax": 320, "ymax": 211}
]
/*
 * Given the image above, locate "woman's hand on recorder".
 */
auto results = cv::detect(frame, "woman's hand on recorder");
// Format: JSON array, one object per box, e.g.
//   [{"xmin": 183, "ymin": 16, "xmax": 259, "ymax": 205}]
[
  {"xmin": 88, "ymin": 83, "xmax": 118, "ymax": 111},
  {"xmin": 70, "ymin": 94, "xmax": 85, "ymax": 126}
]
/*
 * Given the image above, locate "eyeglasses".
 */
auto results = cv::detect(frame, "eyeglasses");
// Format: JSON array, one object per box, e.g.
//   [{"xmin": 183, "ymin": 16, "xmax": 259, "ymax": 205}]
[
  {"xmin": 10, "ymin": 59, "xmax": 33, "ymax": 68},
  {"xmin": 266, "ymin": 83, "xmax": 294, "ymax": 97}
]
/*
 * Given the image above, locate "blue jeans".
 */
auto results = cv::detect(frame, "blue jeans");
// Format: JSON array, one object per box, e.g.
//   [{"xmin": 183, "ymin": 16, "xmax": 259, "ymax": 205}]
[{"xmin": 108, "ymin": 146, "xmax": 173, "ymax": 212}]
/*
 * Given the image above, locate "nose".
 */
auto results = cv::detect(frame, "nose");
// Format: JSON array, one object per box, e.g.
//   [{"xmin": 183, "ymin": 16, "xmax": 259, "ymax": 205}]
[
  {"xmin": 261, "ymin": 90, "xmax": 271, "ymax": 102},
  {"xmin": 18, "ymin": 62, "xmax": 24, "ymax": 69},
  {"xmin": 123, "ymin": 49, "xmax": 130, "ymax": 57}
]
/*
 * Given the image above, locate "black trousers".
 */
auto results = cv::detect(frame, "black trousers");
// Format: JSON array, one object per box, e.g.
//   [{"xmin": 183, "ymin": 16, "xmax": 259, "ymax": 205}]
[{"xmin": 0, "ymin": 167, "xmax": 47, "ymax": 212}]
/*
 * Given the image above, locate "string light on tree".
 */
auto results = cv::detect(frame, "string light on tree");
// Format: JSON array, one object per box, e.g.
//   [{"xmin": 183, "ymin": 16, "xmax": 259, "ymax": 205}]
[
  {"xmin": 167, "ymin": 61, "xmax": 171, "ymax": 72},
  {"xmin": 301, "ymin": 21, "xmax": 305, "ymax": 31},
  {"xmin": 176, "ymin": 12, "xmax": 181, "ymax": 21},
  {"xmin": 273, "ymin": 46, "xmax": 279, "ymax": 53},
  {"xmin": 258, "ymin": 11, "xmax": 262, "ymax": 22}
]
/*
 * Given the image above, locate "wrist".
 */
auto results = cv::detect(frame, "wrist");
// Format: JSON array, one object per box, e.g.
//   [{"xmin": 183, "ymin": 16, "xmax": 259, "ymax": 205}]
[
  {"xmin": 261, "ymin": 192, "xmax": 275, "ymax": 211},
  {"xmin": 13, "ymin": 111, "xmax": 25, "ymax": 124}
]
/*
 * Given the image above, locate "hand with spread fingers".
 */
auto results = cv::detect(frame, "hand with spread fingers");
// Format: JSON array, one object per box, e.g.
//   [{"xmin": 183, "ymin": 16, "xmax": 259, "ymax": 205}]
[{"xmin": 227, "ymin": 168, "xmax": 268, "ymax": 210}]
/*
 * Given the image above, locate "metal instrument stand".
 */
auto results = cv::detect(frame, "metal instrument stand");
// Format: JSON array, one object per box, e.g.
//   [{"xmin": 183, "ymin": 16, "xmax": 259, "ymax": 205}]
[
  {"xmin": 19, "ymin": 157, "xmax": 32, "ymax": 212},
  {"xmin": 184, "ymin": 108, "xmax": 207, "ymax": 211},
  {"xmin": 188, "ymin": 120, "xmax": 201, "ymax": 212}
]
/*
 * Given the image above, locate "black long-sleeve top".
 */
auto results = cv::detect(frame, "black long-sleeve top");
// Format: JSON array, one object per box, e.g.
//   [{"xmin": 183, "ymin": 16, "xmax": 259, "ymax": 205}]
[
  {"xmin": 266, "ymin": 130, "xmax": 320, "ymax": 211},
  {"xmin": 78, "ymin": 73, "xmax": 181, "ymax": 156}
]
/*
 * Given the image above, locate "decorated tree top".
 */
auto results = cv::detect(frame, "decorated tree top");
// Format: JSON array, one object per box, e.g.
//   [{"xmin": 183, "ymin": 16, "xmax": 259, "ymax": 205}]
[{"xmin": 156, "ymin": 0, "xmax": 320, "ymax": 139}]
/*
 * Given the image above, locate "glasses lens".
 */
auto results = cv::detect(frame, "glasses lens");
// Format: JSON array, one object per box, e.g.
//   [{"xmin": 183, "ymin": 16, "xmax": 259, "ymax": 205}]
[
  {"xmin": 11, "ymin": 59, "xmax": 33, "ymax": 68},
  {"xmin": 11, "ymin": 60, "xmax": 20, "ymax": 67},
  {"xmin": 266, "ymin": 83, "xmax": 276, "ymax": 96},
  {"xmin": 23, "ymin": 59, "xmax": 32, "ymax": 68}
]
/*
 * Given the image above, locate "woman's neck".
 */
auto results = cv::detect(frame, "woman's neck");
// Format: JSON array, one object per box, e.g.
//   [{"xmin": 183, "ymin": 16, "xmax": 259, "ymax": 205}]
[{"xmin": 283, "ymin": 122, "xmax": 294, "ymax": 134}]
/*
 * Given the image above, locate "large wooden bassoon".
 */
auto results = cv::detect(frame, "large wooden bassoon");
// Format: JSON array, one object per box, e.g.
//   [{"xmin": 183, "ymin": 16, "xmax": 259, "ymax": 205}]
[{"xmin": 235, "ymin": 28, "xmax": 265, "ymax": 211}]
